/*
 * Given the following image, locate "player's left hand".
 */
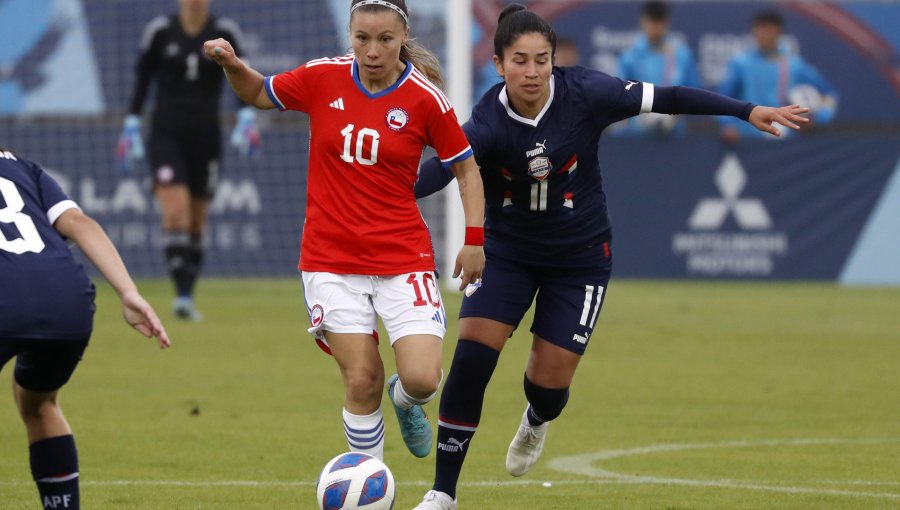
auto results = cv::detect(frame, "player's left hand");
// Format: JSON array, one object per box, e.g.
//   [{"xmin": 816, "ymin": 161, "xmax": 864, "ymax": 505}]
[
  {"xmin": 748, "ymin": 105, "xmax": 810, "ymax": 138},
  {"xmin": 116, "ymin": 114, "xmax": 145, "ymax": 173},
  {"xmin": 121, "ymin": 290, "xmax": 171, "ymax": 349},
  {"xmin": 453, "ymin": 244, "xmax": 485, "ymax": 291},
  {"xmin": 230, "ymin": 107, "xmax": 261, "ymax": 157}
]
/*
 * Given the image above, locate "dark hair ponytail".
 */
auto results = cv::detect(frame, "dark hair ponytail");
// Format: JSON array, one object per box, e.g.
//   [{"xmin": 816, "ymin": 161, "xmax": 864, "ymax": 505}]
[
  {"xmin": 349, "ymin": 0, "xmax": 444, "ymax": 87},
  {"xmin": 494, "ymin": 3, "xmax": 557, "ymax": 59}
]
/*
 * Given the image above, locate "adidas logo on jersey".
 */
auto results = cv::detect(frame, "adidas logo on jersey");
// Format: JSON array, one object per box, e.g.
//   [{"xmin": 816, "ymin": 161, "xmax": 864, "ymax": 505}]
[{"xmin": 329, "ymin": 98, "xmax": 345, "ymax": 110}]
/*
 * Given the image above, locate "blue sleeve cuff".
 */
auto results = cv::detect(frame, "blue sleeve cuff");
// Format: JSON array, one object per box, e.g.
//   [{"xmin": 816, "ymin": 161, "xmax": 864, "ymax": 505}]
[
  {"xmin": 441, "ymin": 147, "xmax": 473, "ymax": 168},
  {"xmin": 415, "ymin": 157, "xmax": 455, "ymax": 199},
  {"xmin": 264, "ymin": 76, "xmax": 287, "ymax": 111}
]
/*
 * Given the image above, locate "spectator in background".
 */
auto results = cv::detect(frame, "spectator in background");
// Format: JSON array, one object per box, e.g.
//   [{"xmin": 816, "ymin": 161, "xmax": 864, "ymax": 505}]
[
  {"xmin": 616, "ymin": 0, "xmax": 699, "ymax": 136},
  {"xmin": 554, "ymin": 37, "xmax": 580, "ymax": 66},
  {"xmin": 118, "ymin": 0, "xmax": 259, "ymax": 321},
  {"xmin": 718, "ymin": 9, "xmax": 838, "ymax": 143}
]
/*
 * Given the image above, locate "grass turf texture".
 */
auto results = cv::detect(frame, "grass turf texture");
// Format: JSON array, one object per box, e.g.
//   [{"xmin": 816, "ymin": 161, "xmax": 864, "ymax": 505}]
[{"xmin": 1, "ymin": 279, "xmax": 898, "ymax": 509}]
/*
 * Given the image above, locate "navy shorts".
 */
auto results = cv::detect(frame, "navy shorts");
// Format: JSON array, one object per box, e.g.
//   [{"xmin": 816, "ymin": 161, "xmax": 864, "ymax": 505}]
[
  {"xmin": 460, "ymin": 241, "xmax": 612, "ymax": 355},
  {"xmin": 0, "ymin": 338, "xmax": 89, "ymax": 392}
]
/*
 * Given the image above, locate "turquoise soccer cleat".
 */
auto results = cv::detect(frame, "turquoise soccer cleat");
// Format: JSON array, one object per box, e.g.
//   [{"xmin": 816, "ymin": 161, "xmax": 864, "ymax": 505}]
[{"xmin": 386, "ymin": 374, "xmax": 433, "ymax": 458}]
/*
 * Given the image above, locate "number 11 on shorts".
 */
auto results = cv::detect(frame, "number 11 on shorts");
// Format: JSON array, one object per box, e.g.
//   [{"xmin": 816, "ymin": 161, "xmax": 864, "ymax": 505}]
[{"xmin": 579, "ymin": 285, "xmax": 605, "ymax": 327}]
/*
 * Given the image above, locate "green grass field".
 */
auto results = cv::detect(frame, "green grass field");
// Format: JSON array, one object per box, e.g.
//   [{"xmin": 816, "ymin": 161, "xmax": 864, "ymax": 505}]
[{"xmin": 1, "ymin": 279, "xmax": 899, "ymax": 509}]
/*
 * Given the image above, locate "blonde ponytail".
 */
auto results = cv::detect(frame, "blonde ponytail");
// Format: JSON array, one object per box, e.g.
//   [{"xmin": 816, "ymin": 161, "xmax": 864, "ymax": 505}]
[{"xmin": 401, "ymin": 40, "xmax": 443, "ymax": 88}]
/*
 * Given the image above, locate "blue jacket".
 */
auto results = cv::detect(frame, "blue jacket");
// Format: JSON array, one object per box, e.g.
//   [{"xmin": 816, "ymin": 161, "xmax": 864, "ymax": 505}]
[
  {"xmin": 718, "ymin": 43, "xmax": 838, "ymax": 138},
  {"xmin": 616, "ymin": 33, "xmax": 700, "ymax": 136}
]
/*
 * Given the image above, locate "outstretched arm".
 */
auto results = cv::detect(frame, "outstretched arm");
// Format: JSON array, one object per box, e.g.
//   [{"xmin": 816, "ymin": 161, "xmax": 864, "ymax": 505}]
[
  {"xmin": 652, "ymin": 86, "xmax": 809, "ymax": 137},
  {"xmin": 204, "ymin": 38, "xmax": 274, "ymax": 110},
  {"xmin": 54, "ymin": 209, "xmax": 170, "ymax": 348}
]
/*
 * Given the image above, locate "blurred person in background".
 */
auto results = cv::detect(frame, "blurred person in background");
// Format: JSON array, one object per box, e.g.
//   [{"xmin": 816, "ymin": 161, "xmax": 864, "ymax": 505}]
[
  {"xmin": 204, "ymin": 0, "xmax": 484, "ymax": 464},
  {"xmin": 118, "ymin": 0, "xmax": 259, "ymax": 321},
  {"xmin": 616, "ymin": 0, "xmax": 699, "ymax": 136},
  {"xmin": 1, "ymin": 147, "xmax": 170, "ymax": 510},
  {"xmin": 718, "ymin": 9, "xmax": 838, "ymax": 143},
  {"xmin": 411, "ymin": 4, "xmax": 808, "ymax": 508},
  {"xmin": 554, "ymin": 37, "xmax": 580, "ymax": 67}
]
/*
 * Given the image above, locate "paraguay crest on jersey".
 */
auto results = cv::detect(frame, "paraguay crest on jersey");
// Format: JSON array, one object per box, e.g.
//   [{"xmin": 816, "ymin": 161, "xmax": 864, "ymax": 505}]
[{"xmin": 525, "ymin": 140, "xmax": 552, "ymax": 181}]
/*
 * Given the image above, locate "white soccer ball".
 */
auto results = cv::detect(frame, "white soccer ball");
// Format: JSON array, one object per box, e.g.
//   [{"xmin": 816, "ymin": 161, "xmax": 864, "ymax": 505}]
[{"xmin": 316, "ymin": 452, "xmax": 395, "ymax": 510}]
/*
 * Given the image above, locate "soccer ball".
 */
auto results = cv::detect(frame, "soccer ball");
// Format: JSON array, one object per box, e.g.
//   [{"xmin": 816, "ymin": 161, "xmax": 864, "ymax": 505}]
[{"xmin": 316, "ymin": 452, "xmax": 395, "ymax": 510}]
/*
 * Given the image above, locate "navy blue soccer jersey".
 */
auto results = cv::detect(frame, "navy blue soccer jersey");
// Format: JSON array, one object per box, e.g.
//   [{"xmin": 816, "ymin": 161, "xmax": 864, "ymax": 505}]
[
  {"xmin": 0, "ymin": 151, "xmax": 95, "ymax": 340},
  {"xmin": 465, "ymin": 66, "xmax": 653, "ymax": 261}
]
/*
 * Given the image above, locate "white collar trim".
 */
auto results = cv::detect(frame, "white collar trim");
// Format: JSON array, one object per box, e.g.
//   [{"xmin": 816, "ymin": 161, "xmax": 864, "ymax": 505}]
[{"xmin": 498, "ymin": 75, "xmax": 555, "ymax": 127}]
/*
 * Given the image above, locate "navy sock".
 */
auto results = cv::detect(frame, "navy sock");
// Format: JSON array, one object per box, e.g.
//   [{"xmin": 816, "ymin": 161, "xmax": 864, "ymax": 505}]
[
  {"xmin": 186, "ymin": 235, "xmax": 204, "ymax": 296},
  {"xmin": 434, "ymin": 339, "xmax": 500, "ymax": 499},
  {"xmin": 30, "ymin": 435, "xmax": 79, "ymax": 510},
  {"xmin": 524, "ymin": 375, "xmax": 570, "ymax": 426},
  {"xmin": 163, "ymin": 231, "xmax": 192, "ymax": 297}
]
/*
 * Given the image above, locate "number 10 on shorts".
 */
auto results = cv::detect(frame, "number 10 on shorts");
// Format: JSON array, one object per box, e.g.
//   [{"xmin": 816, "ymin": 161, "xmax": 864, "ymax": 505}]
[{"xmin": 406, "ymin": 272, "xmax": 440, "ymax": 307}]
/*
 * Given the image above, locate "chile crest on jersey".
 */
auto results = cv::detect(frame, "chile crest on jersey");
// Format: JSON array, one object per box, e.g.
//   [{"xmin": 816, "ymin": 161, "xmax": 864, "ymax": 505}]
[{"xmin": 385, "ymin": 107, "xmax": 409, "ymax": 131}]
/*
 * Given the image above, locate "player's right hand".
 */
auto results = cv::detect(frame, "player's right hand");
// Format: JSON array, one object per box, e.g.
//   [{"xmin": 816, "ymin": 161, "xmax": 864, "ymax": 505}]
[
  {"xmin": 121, "ymin": 290, "xmax": 171, "ymax": 349},
  {"xmin": 204, "ymin": 38, "xmax": 239, "ymax": 71},
  {"xmin": 116, "ymin": 114, "xmax": 145, "ymax": 173}
]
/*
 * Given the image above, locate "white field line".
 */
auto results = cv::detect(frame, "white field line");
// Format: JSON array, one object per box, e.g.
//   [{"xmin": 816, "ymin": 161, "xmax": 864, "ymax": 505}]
[
  {"xmin": 0, "ymin": 478, "xmax": 897, "ymax": 500},
  {"xmin": 548, "ymin": 437, "xmax": 900, "ymax": 500},
  {"xmin": 0, "ymin": 477, "xmax": 897, "ymax": 499},
  {"xmin": 1, "ymin": 438, "xmax": 897, "ymax": 500}
]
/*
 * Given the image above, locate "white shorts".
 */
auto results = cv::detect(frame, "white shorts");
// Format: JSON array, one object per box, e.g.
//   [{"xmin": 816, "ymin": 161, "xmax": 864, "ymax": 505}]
[{"xmin": 301, "ymin": 271, "xmax": 447, "ymax": 353}]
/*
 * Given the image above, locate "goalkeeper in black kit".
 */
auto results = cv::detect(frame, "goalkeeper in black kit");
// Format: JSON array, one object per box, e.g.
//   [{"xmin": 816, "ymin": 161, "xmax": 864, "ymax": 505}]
[{"xmin": 118, "ymin": 0, "xmax": 259, "ymax": 320}]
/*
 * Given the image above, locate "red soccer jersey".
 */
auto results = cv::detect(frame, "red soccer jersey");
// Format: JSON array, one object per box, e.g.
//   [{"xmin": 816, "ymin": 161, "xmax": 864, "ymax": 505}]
[{"xmin": 265, "ymin": 55, "xmax": 472, "ymax": 275}]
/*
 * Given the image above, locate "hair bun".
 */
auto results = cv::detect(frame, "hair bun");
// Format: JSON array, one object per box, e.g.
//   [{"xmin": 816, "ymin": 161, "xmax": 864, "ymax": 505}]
[{"xmin": 498, "ymin": 3, "xmax": 527, "ymax": 24}]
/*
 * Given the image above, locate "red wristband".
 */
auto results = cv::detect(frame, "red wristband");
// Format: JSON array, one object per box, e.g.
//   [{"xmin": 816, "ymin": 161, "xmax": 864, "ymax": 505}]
[{"xmin": 464, "ymin": 226, "xmax": 484, "ymax": 246}]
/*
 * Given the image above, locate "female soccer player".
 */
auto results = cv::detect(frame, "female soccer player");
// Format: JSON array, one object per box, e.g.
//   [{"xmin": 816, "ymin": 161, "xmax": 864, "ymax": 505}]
[
  {"xmin": 119, "ymin": 0, "xmax": 257, "ymax": 321},
  {"xmin": 203, "ymin": 0, "xmax": 485, "ymax": 462},
  {"xmin": 411, "ymin": 4, "xmax": 808, "ymax": 509},
  {"xmin": 1, "ymin": 148, "xmax": 170, "ymax": 510}
]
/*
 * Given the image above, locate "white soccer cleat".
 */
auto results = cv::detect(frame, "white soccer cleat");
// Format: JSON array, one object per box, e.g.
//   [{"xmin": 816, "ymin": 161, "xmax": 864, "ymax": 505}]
[
  {"xmin": 412, "ymin": 490, "xmax": 457, "ymax": 510},
  {"xmin": 505, "ymin": 409, "xmax": 549, "ymax": 477}
]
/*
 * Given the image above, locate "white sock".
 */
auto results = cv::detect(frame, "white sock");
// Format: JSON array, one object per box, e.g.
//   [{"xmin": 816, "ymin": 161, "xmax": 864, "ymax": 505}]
[
  {"xmin": 342, "ymin": 408, "xmax": 385, "ymax": 461},
  {"xmin": 392, "ymin": 370, "xmax": 442, "ymax": 409}
]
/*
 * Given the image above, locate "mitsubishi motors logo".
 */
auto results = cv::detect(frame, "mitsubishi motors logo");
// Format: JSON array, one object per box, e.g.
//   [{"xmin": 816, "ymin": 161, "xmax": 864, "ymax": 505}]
[
  {"xmin": 673, "ymin": 154, "xmax": 788, "ymax": 276},
  {"xmin": 688, "ymin": 155, "xmax": 772, "ymax": 230}
]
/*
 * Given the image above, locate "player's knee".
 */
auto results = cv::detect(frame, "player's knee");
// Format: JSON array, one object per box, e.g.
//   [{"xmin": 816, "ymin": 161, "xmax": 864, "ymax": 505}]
[
  {"xmin": 398, "ymin": 368, "xmax": 441, "ymax": 400},
  {"xmin": 17, "ymin": 394, "xmax": 60, "ymax": 424},
  {"xmin": 343, "ymin": 369, "xmax": 383, "ymax": 403},
  {"xmin": 523, "ymin": 375, "xmax": 570, "ymax": 422}
]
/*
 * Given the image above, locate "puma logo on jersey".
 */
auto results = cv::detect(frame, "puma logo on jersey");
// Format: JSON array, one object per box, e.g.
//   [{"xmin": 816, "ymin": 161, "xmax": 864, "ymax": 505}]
[
  {"xmin": 329, "ymin": 98, "xmax": 345, "ymax": 110},
  {"xmin": 525, "ymin": 140, "xmax": 547, "ymax": 158},
  {"xmin": 625, "ymin": 81, "xmax": 638, "ymax": 90}
]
